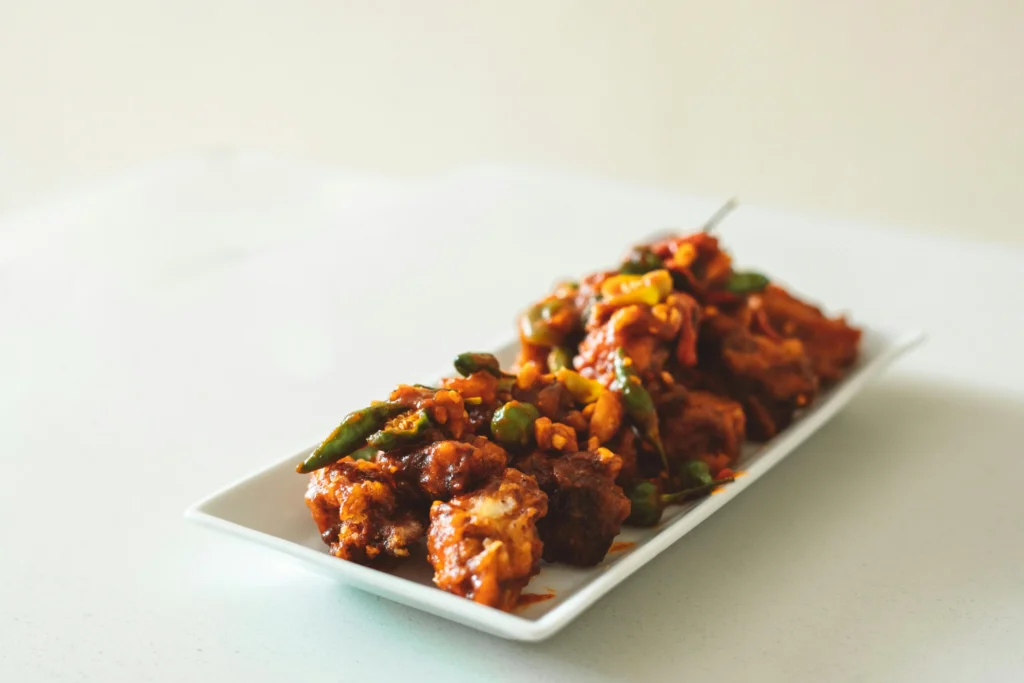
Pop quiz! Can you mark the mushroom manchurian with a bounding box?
[427,468,548,610]
[305,459,425,563]
[297,208,861,612]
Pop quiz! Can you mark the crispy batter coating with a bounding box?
[388,384,471,439]
[660,390,746,476]
[604,426,640,486]
[305,459,425,563]
[464,402,496,435]
[533,417,579,453]
[576,293,701,387]
[510,368,624,452]
[427,469,548,610]
[378,435,509,502]
[512,450,556,490]
[442,371,502,407]
[758,284,862,385]
[519,450,631,566]
[511,374,574,419]
[650,232,734,302]
[689,308,818,440]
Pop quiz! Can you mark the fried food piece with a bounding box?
[464,402,496,435]
[305,459,425,563]
[519,450,631,567]
[533,417,579,453]
[758,284,861,385]
[690,308,818,440]
[378,436,509,502]
[512,450,556,490]
[660,390,746,476]
[605,426,641,486]
[649,232,734,302]
[443,371,502,407]
[576,293,701,387]
[511,373,574,419]
[427,469,548,610]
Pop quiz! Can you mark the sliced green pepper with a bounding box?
[612,347,668,470]
[662,476,734,506]
[724,270,769,294]
[348,444,379,461]
[296,401,406,473]
[490,401,541,447]
[626,475,736,526]
[625,481,663,526]
[366,409,432,451]
[547,346,572,373]
[682,460,713,488]
[453,352,503,378]
[620,246,664,275]
[519,299,572,346]
[555,368,605,405]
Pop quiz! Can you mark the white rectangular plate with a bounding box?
[186,325,923,641]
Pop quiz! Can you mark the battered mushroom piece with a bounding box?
[512,450,556,490]
[533,417,579,453]
[758,284,861,385]
[464,402,496,435]
[531,380,575,419]
[305,459,425,563]
[660,390,746,476]
[575,293,702,388]
[442,371,503,407]
[505,367,575,421]
[650,232,734,302]
[523,450,632,567]
[691,309,818,440]
[427,468,548,610]
[605,426,641,487]
[378,436,509,502]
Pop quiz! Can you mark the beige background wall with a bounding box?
[1,1,1021,241]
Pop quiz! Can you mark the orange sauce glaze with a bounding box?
[608,541,636,553]
[515,592,556,609]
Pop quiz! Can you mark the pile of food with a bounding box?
[298,207,862,612]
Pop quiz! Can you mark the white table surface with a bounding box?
[2,157,1022,682]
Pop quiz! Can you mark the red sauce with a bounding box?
[608,541,635,553]
[515,592,556,609]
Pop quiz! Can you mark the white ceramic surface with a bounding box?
[187,327,923,641]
